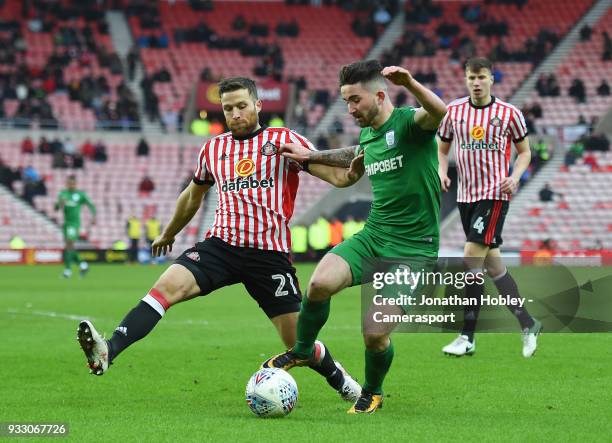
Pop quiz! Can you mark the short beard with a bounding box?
[358,105,379,127]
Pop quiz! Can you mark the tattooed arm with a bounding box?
[279,143,359,168]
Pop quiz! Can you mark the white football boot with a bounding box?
[522,319,542,358]
[442,334,476,356]
[334,361,362,402]
[77,320,109,375]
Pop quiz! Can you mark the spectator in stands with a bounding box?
[568,78,586,103]
[153,66,172,83]
[564,140,584,166]
[126,215,141,264]
[539,183,561,202]
[579,24,592,42]
[583,152,599,170]
[531,138,550,171]
[93,140,108,163]
[136,138,150,157]
[21,165,46,205]
[589,239,604,251]
[127,46,138,81]
[80,139,95,159]
[584,133,610,152]
[63,137,76,156]
[138,175,155,194]
[21,137,35,154]
[373,5,392,25]
[597,79,610,97]
[232,14,247,31]
[0,158,19,191]
[602,31,612,61]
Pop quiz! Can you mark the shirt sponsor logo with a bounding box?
[470,126,485,141]
[221,176,275,192]
[460,141,502,151]
[365,155,404,176]
[235,158,255,177]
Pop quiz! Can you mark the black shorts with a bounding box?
[174,236,301,318]
[458,200,509,248]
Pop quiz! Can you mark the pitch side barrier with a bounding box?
[0,249,130,264]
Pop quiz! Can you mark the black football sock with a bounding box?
[107,297,165,362]
[308,343,344,391]
[493,269,535,330]
[461,269,484,342]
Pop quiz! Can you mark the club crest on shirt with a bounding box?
[261,141,278,156]
[186,251,200,262]
[385,130,396,148]
[489,116,502,127]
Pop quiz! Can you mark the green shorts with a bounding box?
[330,228,438,286]
[63,224,80,241]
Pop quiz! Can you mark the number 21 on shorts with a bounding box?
[272,273,298,297]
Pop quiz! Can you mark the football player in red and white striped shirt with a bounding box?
[77,77,362,402]
[437,57,542,358]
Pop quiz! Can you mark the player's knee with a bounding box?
[307,276,333,301]
[363,333,389,351]
[153,279,191,305]
[486,263,505,279]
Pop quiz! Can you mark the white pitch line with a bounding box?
[4,308,359,330]
[4,308,210,326]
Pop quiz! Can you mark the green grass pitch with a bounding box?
[1,264,610,441]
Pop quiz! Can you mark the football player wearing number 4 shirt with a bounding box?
[437,57,542,358]
[76,77,362,403]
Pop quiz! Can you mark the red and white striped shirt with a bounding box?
[194,126,314,253]
[438,96,528,203]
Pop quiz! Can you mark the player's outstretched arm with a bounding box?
[152,181,211,257]
[280,143,358,168]
[382,66,447,130]
[501,138,531,195]
[309,153,365,188]
[437,138,452,192]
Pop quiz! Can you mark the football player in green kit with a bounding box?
[55,175,96,278]
[262,60,447,413]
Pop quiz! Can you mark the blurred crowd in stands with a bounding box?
[289,215,366,261]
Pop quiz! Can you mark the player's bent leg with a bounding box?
[262,253,352,370]
[307,252,353,302]
[77,264,201,376]
[270,312,298,349]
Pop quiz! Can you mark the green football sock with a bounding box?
[69,250,79,267]
[292,296,330,359]
[363,341,395,395]
[63,250,71,269]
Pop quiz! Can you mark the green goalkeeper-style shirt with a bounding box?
[55,189,96,226]
[357,107,440,250]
